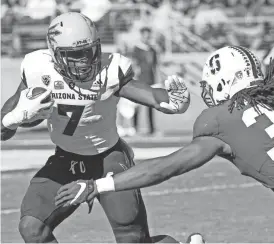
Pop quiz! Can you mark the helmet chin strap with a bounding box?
[224,93,230,100]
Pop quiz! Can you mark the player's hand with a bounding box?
[55,179,99,213]
[2,88,54,129]
[159,75,190,114]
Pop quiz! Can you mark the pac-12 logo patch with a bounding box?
[42,75,51,86]
[235,71,243,79]
[54,81,64,90]
[69,82,75,89]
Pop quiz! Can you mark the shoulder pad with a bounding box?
[20,49,52,87]
[193,107,219,139]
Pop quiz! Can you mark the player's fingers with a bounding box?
[21,89,29,97]
[38,89,52,101]
[48,106,54,114]
[159,102,176,114]
[41,100,54,109]
[169,76,179,90]
[87,199,95,214]
[171,75,180,83]
[55,190,71,202]
[55,195,73,207]
[86,191,97,203]
[41,106,54,117]
[55,189,73,204]
[57,182,74,195]
[173,75,186,90]
[37,113,50,120]
[165,76,177,91]
[164,78,172,91]
[41,114,51,120]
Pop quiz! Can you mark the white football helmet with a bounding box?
[200,46,264,107]
[47,12,101,82]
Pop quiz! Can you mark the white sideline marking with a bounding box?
[0,148,181,172]
[0,182,260,215]
[1,208,20,215]
[1,147,227,172]
[142,182,261,197]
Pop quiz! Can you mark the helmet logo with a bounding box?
[47,23,62,49]
[69,82,75,89]
[235,71,243,80]
[72,38,93,47]
[209,54,221,75]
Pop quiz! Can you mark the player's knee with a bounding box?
[113,191,147,226]
[19,216,53,243]
[112,202,149,242]
[113,225,149,243]
[112,207,139,226]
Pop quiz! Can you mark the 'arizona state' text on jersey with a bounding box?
[193,102,274,188]
[21,49,134,155]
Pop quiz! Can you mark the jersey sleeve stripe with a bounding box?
[21,69,28,87]
[118,65,134,88]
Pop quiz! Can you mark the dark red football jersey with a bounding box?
[193,101,274,188]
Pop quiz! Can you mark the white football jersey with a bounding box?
[21,49,134,155]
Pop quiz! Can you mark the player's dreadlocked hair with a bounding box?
[229,58,274,114]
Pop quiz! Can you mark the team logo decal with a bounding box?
[209,54,221,75]
[54,80,64,90]
[69,82,75,89]
[47,23,62,50]
[235,71,243,80]
[72,38,93,47]
[42,75,51,86]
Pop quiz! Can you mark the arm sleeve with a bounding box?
[1,57,28,141]
[117,54,135,89]
[193,108,219,139]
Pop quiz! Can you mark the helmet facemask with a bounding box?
[200,80,217,107]
[54,39,101,82]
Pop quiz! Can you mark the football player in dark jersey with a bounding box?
[56,46,274,226]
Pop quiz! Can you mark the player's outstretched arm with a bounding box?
[117,75,190,114]
[54,136,231,208]
[108,136,230,192]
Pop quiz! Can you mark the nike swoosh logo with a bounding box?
[70,182,87,205]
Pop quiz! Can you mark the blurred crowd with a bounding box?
[2,0,274,53]
[2,0,274,136]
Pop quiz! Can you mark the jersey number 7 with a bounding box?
[242,106,274,160]
[58,105,85,136]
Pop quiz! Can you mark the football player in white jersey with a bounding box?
[1,12,190,243]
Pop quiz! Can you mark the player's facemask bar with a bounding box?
[200,80,217,107]
[54,39,101,82]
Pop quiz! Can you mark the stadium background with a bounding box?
[2,0,274,242]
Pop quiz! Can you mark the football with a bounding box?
[26,87,52,103]
[20,87,52,128]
